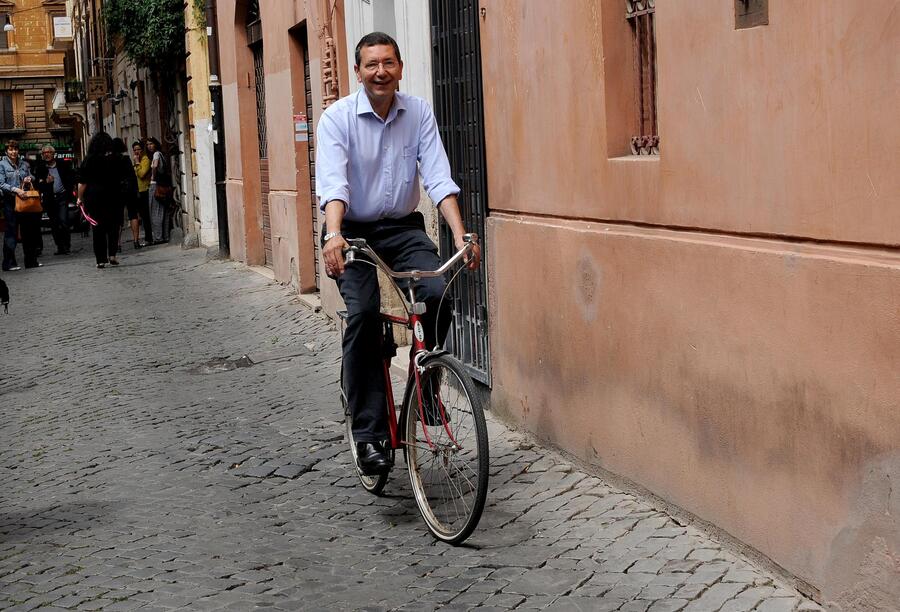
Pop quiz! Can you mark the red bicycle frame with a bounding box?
[343,234,478,454]
[379,309,457,453]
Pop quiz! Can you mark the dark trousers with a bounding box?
[2,196,16,270]
[92,221,118,264]
[46,192,70,253]
[18,212,41,267]
[2,197,40,268]
[137,191,152,243]
[332,212,452,442]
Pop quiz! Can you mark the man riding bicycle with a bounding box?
[317,32,481,476]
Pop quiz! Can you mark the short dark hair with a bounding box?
[112,137,127,154]
[354,32,401,67]
[5,140,18,150]
[132,140,144,150]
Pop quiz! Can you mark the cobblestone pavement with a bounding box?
[0,236,822,611]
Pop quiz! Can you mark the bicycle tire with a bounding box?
[342,371,389,495]
[402,354,489,544]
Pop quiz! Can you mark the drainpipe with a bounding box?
[206,0,230,257]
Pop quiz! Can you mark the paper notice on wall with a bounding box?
[293,113,309,141]
[53,16,73,39]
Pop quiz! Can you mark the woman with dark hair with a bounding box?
[146,137,171,244]
[111,137,139,250]
[77,132,121,268]
[132,140,152,247]
[0,139,39,270]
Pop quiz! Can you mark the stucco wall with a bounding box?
[482,0,899,247]
[480,0,899,605]
[216,0,339,290]
[185,5,218,246]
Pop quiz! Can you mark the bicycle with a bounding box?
[337,233,489,544]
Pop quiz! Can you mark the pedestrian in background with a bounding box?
[0,140,40,271]
[146,137,171,244]
[132,140,151,247]
[33,144,75,256]
[77,132,120,269]
[112,138,139,251]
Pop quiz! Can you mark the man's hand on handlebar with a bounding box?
[323,234,349,278]
[456,234,481,270]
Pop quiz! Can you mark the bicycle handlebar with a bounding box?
[344,233,479,281]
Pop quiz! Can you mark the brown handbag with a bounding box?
[14,179,42,213]
[154,184,173,201]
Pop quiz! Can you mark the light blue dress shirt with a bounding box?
[315,90,460,223]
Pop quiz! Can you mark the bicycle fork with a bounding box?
[406,292,461,453]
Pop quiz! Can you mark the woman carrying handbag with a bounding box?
[146,137,172,244]
[0,139,41,271]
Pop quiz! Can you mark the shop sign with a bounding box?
[87,76,107,98]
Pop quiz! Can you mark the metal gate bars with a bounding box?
[430,0,491,385]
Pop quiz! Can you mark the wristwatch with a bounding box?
[323,231,342,242]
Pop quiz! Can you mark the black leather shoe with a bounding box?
[356,442,391,475]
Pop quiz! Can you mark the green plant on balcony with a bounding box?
[103,0,186,73]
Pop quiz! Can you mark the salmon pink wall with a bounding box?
[217,0,350,299]
[480,0,900,606]
[482,0,899,246]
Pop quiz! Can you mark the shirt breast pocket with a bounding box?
[401,145,418,183]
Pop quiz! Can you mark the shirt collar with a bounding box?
[356,90,406,123]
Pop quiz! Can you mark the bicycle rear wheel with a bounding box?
[342,373,389,495]
[403,354,488,544]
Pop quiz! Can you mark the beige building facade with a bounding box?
[0,0,78,159]
[480,1,898,607]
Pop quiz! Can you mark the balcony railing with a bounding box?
[65,81,85,103]
[0,113,26,132]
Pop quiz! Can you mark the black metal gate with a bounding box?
[430,0,491,385]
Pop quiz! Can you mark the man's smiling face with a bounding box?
[355,44,403,105]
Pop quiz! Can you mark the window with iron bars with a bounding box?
[626,0,659,155]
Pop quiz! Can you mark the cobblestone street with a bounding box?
[0,237,821,611]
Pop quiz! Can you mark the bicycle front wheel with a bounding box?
[403,355,489,544]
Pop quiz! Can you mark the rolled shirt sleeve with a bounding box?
[315,108,351,213]
[416,104,460,206]
[314,91,459,222]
